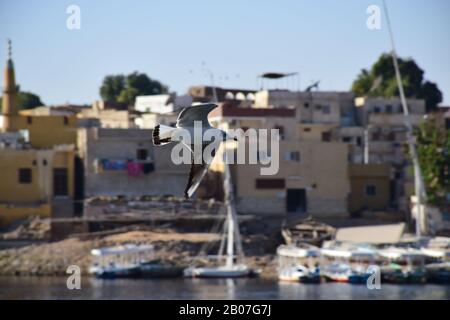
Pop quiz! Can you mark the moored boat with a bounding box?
[378,247,426,284]
[89,244,154,279]
[321,245,376,284]
[277,244,321,283]
[184,164,258,279]
[425,262,450,284]
[140,260,185,278]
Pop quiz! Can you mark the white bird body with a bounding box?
[152,103,234,198]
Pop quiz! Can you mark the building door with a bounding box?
[74,156,84,216]
[286,189,307,213]
[53,168,68,196]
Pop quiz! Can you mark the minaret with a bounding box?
[2,39,18,132]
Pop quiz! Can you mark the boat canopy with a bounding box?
[378,247,425,260]
[91,244,154,256]
[277,245,320,258]
[321,247,376,259]
[420,248,450,259]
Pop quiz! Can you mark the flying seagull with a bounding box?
[152,103,237,198]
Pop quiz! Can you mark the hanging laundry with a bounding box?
[101,159,127,170]
[127,161,143,176]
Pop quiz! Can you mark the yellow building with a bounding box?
[348,163,391,215]
[0,146,75,226]
[5,110,77,148]
[1,41,77,148]
[0,40,76,227]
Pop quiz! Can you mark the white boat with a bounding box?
[378,247,427,283]
[89,244,154,278]
[321,245,376,283]
[184,264,251,278]
[184,163,257,278]
[420,247,450,261]
[277,244,321,283]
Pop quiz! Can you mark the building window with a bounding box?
[255,179,285,189]
[304,102,309,108]
[322,131,331,142]
[285,151,300,162]
[372,132,381,141]
[322,105,331,114]
[343,136,352,143]
[19,168,32,184]
[366,185,377,196]
[373,106,381,113]
[356,137,362,146]
[315,104,322,110]
[53,168,68,196]
[136,148,148,160]
[386,105,393,113]
[387,132,396,141]
[27,116,33,125]
[303,127,311,132]
[63,116,69,125]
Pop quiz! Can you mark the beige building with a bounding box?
[354,96,427,212]
[77,127,188,197]
[78,107,136,129]
[254,90,356,126]
[208,103,350,218]
[228,140,350,218]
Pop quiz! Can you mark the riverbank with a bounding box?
[0,227,278,278]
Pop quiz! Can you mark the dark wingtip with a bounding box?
[152,124,160,145]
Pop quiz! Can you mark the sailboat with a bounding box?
[184,162,258,278]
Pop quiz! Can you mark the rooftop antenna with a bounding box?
[382,0,427,237]
[201,61,218,103]
[305,80,320,92]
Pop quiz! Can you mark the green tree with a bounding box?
[99,75,125,102]
[0,89,44,111]
[415,117,450,205]
[352,53,442,112]
[17,91,44,109]
[99,72,168,105]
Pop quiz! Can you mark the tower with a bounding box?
[2,39,18,132]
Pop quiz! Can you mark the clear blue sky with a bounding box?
[0,0,449,105]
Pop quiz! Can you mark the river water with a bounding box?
[1,277,449,300]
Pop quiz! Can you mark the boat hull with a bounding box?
[184,265,254,278]
[140,264,184,278]
[92,266,141,279]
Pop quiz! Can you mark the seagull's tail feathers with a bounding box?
[153,124,176,146]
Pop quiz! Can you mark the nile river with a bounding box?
[1,277,450,299]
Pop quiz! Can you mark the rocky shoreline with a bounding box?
[0,227,278,278]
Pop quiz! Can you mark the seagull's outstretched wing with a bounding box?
[176,103,218,128]
[184,147,217,198]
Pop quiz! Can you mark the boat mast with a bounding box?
[382,0,427,237]
[226,195,234,267]
[223,161,244,267]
